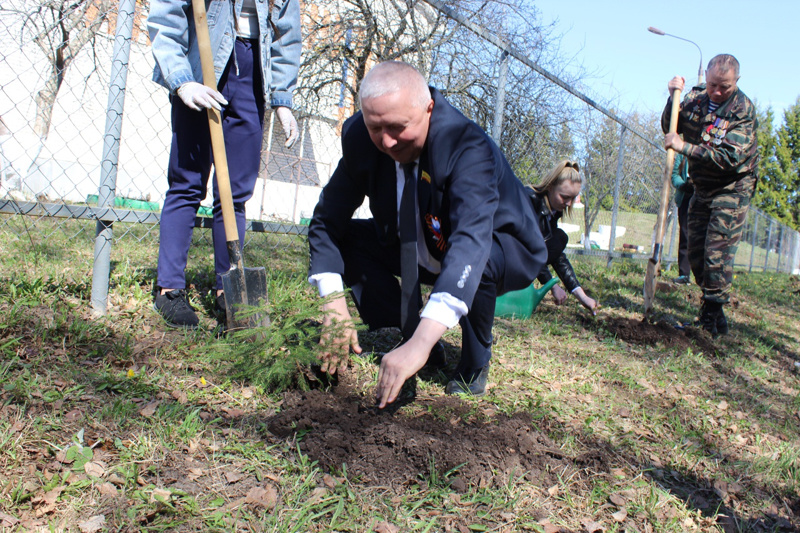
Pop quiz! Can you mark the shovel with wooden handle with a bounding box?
[191,0,270,332]
[643,88,681,316]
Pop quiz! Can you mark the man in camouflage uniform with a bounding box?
[662,54,758,336]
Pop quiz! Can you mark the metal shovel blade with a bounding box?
[643,257,658,315]
[221,266,270,331]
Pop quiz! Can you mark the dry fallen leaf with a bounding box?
[225,471,246,484]
[42,486,64,506]
[187,468,205,481]
[64,409,83,421]
[150,488,172,503]
[307,487,328,505]
[84,461,105,478]
[98,483,117,496]
[139,401,160,417]
[374,522,400,533]
[322,474,338,489]
[171,389,188,404]
[78,515,106,533]
[608,493,626,507]
[582,519,604,532]
[0,511,19,528]
[245,485,278,509]
[612,509,627,522]
[547,485,559,496]
[537,519,560,533]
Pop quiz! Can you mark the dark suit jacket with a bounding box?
[308,88,546,309]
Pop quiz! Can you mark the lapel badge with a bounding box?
[425,214,446,251]
[420,170,431,184]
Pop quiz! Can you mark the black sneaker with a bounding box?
[153,289,199,329]
[673,275,691,285]
[445,364,490,396]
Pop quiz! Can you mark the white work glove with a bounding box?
[176,81,228,111]
[275,106,299,148]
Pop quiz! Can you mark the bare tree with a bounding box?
[298,0,575,128]
[2,0,117,140]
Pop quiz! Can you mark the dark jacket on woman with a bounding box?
[528,188,581,292]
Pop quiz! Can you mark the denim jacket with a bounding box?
[147,0,301,108]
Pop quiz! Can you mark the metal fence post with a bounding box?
[749,210,758,273]
[607,126,626,268]
[491,50,509,143]
[764,218,774,272]
[667,202,678,265]
[90,0,136,316]
[776,225,784,273]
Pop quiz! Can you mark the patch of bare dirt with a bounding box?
[586,316,719,356]
[267,373,611,494]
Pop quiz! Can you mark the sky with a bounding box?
[532,0,800,123]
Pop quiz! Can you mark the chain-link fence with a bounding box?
[1,0,798,313]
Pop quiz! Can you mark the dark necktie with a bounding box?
[399,162,420,339]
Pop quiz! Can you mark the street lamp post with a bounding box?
[648,26,704,84]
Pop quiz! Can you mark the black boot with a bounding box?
[699,301,727,336]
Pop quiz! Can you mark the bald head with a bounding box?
[359,61,432,109]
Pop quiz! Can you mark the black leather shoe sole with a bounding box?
[445,364,489,396]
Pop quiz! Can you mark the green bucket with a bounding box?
[495,278,559,318]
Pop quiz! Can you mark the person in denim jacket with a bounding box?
[147,0,301,328]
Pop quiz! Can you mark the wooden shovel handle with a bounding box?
[190,0,240,256]
[652,88,682,257]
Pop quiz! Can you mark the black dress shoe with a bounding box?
[423,341,447,370]
[445,364,490,396]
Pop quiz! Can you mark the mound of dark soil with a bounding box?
[267,374,611,493]
[589,316,719,356]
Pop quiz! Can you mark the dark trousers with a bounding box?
[157,38,265,291]
[677,192,692,277]
[340,220,519,381]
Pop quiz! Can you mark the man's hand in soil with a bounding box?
[376,318,447,409]
[319,295,361,374]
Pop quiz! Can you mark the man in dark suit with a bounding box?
[308,61,546,409]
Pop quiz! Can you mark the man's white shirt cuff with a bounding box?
[421,292,467,329]
[308,273,344,298]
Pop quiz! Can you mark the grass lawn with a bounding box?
[1,218,799,532]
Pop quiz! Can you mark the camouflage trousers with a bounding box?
[687,189,751,304]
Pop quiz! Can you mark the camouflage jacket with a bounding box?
[661,83,758,195]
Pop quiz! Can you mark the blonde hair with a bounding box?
[533,160,582,217]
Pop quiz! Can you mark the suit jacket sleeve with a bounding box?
[308,117,369,277]
[427,124,500,309]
